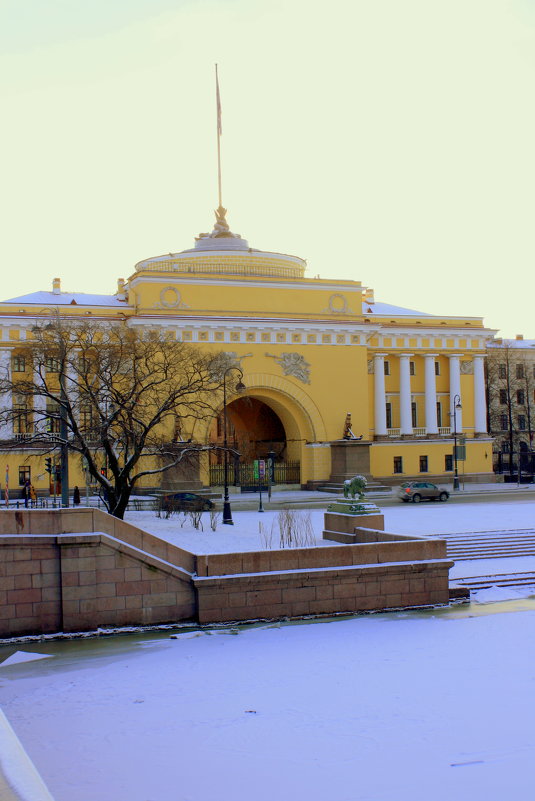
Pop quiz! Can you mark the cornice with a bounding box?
[128,274,363,293]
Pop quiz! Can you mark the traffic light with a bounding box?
[45,458,52,475]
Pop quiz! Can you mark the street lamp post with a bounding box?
[59,368,69,507]
[452,394,462,491]
[222,366,245,525]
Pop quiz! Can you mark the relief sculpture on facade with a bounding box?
[266,352,311,384]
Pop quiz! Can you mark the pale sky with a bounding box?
[1,0,534,337]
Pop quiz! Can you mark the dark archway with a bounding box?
[210,397,287,463]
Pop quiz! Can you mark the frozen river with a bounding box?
[1,602,535,801]
[1,498,535,800]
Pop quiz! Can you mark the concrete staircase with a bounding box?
[444,528,535,561]
[454,571,535,591]
[443,527,535,592]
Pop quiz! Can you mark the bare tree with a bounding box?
[486,342,535,476]
[0,316,234,518]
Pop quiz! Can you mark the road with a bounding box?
[377,487,535,507]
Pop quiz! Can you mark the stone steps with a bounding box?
[436,529,535,562]
[453,572,535,591]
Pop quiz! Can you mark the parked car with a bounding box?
[160,492,214,512]
[398,482,449,503]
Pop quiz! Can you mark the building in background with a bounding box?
[0,208,496,498]
[486,335,535,479]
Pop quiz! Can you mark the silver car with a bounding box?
[398,481,449,503]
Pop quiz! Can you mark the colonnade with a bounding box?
[373,353,487,437]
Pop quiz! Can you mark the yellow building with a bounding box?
[0,207,495,497]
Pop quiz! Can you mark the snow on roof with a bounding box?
[2,291,126,307]
[488,338,535,348]
[363,301,431,317]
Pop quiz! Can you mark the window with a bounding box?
[393,456,403,474]
[78,357,91,373]
[18,467,31,486]
[419,455,428,472]
[499,389,508,405]
[499,364,506,379]
[500,414,508,431]
[411,402,417,427]
[518,415,526,431]
[46,402,60,434]
[436,401,442,427]
[410,361,415,376]
[434,361,440,376]
[13,394,29,434]
[503,442,510,453]
[80,405,93,432]
[516,363,524,379]
[385,402,392,429]
[384,361,390,376]
[12,356,26,372]
[445,454,453,471]
[517,390,525,405]
[45,357,60,373]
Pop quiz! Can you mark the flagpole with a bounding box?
[215,63,223,208]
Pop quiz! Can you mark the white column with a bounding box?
[33,390,48,435]
[473,355,487,434]
[373,353,388,436]
[449,354,463,432]
[0,349,13,439]
[399,353,413,435]
[424,354,439,434]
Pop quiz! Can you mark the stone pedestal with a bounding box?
[324,498,384,543]
[329,440,371,483]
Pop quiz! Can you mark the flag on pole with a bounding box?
[216,64,222,136]
[4,465,8,507]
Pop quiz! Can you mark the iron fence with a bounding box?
[209,460,300,487]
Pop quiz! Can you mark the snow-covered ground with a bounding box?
[1,498,535,801]
[123,497,535,555]
[1,605,535,801]
[122,500,535,603]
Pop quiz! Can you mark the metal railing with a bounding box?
[209,460,300,487]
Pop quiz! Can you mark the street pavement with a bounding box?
[224,481,535,510]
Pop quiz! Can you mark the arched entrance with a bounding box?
[209,397,299,486]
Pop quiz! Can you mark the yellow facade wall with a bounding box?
[370,440,492,480]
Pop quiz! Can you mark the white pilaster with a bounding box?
[448,355,463,432]
[473,355,487,434]
[399,353,413,435]
[424,354,439,434]
[0,349,13,439]
[373,353,388,436]
[33,391,48,435]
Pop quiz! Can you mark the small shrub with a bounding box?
[259,519,275,549]
[277,510,316,548]
[188,509,204,531]
[209,510,221,531]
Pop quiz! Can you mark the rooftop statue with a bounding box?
[196,206,242,241]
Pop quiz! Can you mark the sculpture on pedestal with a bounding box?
[343,474,367,500]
